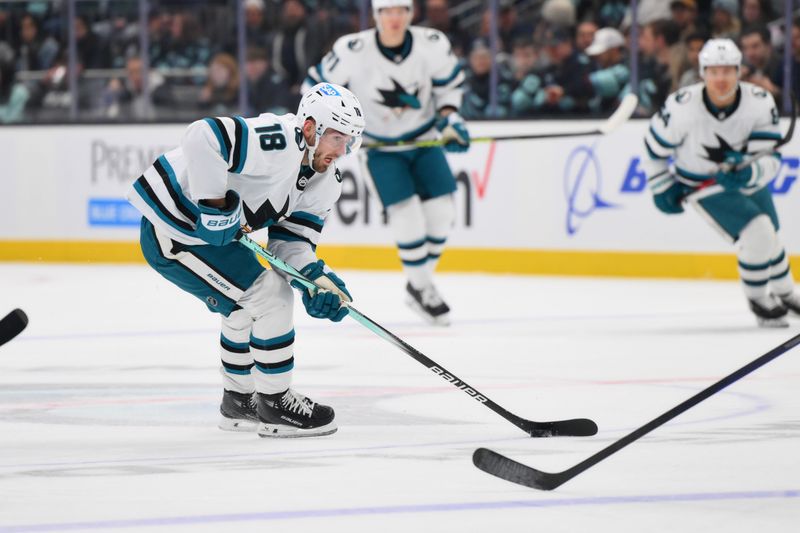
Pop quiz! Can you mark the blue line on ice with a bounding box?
[2,490,798,531]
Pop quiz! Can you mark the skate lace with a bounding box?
[420,285,444,308]
[280,389,314,417]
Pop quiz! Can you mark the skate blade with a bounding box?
[405,297,451,327]
[257,422,338,438]
[218,416,258,432]
[756,317,790,328]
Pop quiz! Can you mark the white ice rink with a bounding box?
[0,263,798,533]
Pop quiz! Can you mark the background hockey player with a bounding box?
[303,0,469,326]
[127,83,365,437]
[644,38,800,328]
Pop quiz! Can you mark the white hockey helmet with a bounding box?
[699,38,742,78]
[372,0,413,31]
[297,83,365,166]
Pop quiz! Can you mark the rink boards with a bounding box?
[2,118,799,278]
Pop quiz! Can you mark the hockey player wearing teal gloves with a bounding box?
[127,83,365,436]
[644,39,800,327]
[304,0,469,326]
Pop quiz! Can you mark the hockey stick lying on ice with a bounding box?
[363,94,638,149]
[473,332,800,490]
[0,308,28,348]
[239,233,597,438]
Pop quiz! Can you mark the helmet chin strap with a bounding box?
[303,123,323,172]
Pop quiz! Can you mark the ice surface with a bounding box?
[0,264,798,532]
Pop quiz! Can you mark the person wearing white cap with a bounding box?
[643,38,800,328]
[582,27,630,114]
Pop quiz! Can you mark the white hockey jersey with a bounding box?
[126,113,342,271]
[644,82,782,193]
[304,26,464,146]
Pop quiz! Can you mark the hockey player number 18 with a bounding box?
[255,124,287,152]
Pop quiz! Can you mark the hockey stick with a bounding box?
[363,94,638,149]
[0,308,28,348]
[473,332,800,490]
[238,233,597,438]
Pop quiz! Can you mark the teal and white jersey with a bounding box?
[644,81,782,193]
[304,26,463,147]
[126,112,341,271]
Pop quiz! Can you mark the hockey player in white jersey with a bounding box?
[127,83,365,436]
[303,0,469,326]
[644,39,800,327]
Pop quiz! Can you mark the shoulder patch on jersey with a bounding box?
[335,167,343,183]
[675,89,692,104]
[347,38,363,52]
[294,127,306,151]
[425,29,441,41]
[752,86,769,98]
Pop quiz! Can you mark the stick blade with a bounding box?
[0,308,28,347]
[522,417,598,438]
[473,448,566,491]
[598,93,638,134]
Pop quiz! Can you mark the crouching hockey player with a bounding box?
[127,83,365,436]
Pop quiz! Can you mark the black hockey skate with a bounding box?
[748,297,789,328]
[218,390,258,432]
[256,389,337,438]
[405,282,451,326]
[778,292,800,315]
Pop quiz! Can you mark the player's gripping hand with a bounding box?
[652,180,687,214]
[714,151,753,190]
[196,190,242,246]
[436,112,470,153]
[291,260,351,322]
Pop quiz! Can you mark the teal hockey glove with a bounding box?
[291,260,351,322]
[652,181,687,214]
[196,190,241,246]
[714,151,753,190]
[435,112,470,153]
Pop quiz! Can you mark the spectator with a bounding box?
[16,14,59,72]
[479,3,532,53]
[510,38,538,83]
[270,0,323,92]
[711,0,741,40]
[740,24,781,98]
[638,19,682,97]
[423,0,470,58]
[597,1,628,29]
[75,16,111,70]
[575,20,598,54]
[583,27,630,114]
[101,56,172,121]
[774,19,800,100]
[512,27,592,116]
[678,32,707,88]
[461,38,513,119]
[636,0,671,26]
[0,42,29,123]
[741,0,777,28]
[244,46,292,115]
[240,0,272,53]
[669,0,701,40]
[198,52,240,115]
[150,11,212,75]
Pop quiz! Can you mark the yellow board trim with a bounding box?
[0,240,789,280]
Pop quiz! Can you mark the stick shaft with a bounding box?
[562,333,800,481]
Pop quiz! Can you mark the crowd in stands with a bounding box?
[0,0,796,124]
